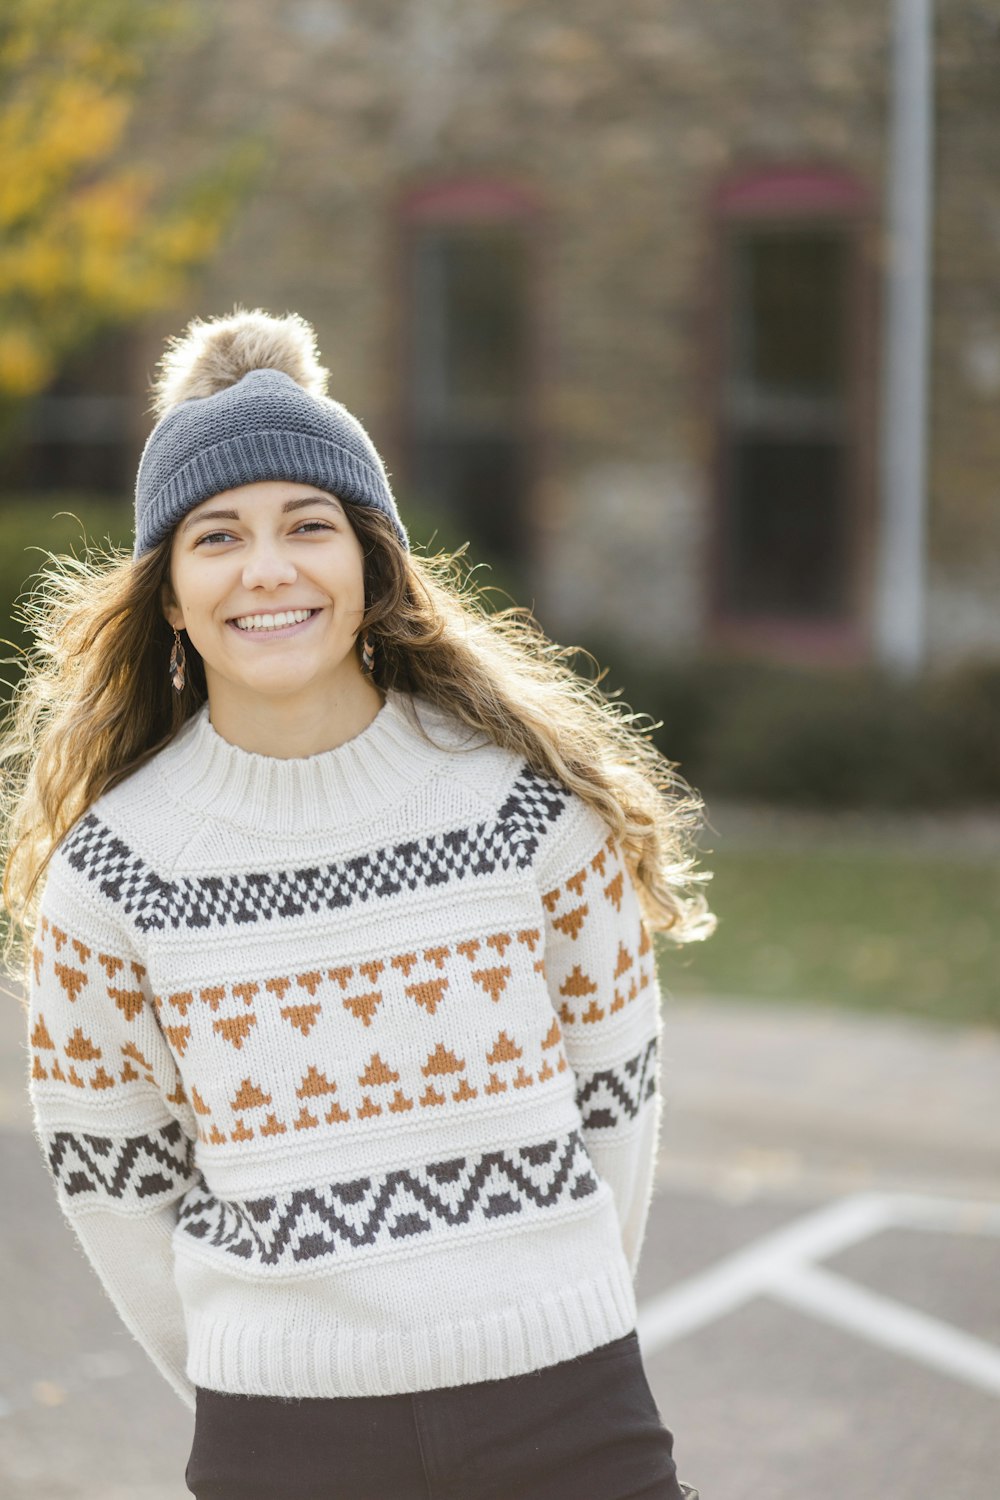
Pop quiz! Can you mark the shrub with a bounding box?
[574,640,1000,810]
[0,493,133,696]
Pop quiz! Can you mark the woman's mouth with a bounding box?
[228,608,321,639]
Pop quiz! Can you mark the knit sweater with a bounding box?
[26,689,665,1412]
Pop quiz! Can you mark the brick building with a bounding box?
[16,0,1000,673]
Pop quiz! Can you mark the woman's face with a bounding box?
[163,479,370,714]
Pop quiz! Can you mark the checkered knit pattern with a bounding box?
[26,691,666,1411]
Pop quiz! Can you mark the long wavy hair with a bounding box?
[1,503,716,993]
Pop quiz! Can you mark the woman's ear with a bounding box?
[161,580,183,632]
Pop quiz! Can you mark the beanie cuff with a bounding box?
[134,429,407,557]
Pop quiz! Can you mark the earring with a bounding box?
[169,627,187,693]
[360,631,375,676]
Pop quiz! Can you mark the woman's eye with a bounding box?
[192,521,334,546]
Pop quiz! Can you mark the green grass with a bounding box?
[659,848,1000,1028]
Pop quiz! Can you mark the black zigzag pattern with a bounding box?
[60,766,567,933]
[176,1129,599,1267]
[44,1118,195,1204]
[575,1036,659,1130]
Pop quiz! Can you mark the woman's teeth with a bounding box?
[232,609,316,632]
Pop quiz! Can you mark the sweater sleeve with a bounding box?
[25,873,199,1413]
[536,796,664,1279]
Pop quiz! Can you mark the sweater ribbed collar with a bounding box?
[154,689,468,835]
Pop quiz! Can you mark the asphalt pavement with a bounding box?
[2,984,998,1500]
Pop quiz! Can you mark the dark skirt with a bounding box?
[185,1328,699,1500]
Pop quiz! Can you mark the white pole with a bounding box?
[875,0,934,675]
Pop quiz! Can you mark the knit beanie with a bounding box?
[133,308,408,556]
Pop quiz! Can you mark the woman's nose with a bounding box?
[241,541,297,590]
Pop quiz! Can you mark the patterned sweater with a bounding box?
[26,689,665,1411]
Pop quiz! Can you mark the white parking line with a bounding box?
[774,1263,1000,1397]
[638,1192,890,1346]
[882,1191,1000,1237]
[637,1190,1000,1397]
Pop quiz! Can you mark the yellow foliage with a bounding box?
[0,328,52,396]
[0,83,130,225]
[157,212,226,268]
[0,0,256,400]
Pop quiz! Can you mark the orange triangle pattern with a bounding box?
[213,1015,257,1050]
[163,1024,191,1056]
[613,942,634,979]
[471,966,511,1002]
[343,991,382,1027]
[31,1015,55,1051]
[55,964,87,1003]
[232,1077,272,1110]
[358,1051,400,1087]
[560,965,596,998]
[32,906,660,1146]
[108,987,144,1023]
[65,1027,101,1062]
[406,978,448,1016]
[486,1030,522,1065]
[422,1043,465,1077]
[281,1003,322,1036]
[553,905,588,941]
[298,1065,338,1098]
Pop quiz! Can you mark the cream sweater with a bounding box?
[27,690,665,1411]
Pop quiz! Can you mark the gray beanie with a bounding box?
[134,329,408,557]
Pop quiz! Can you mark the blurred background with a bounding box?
[1,2,998,1497]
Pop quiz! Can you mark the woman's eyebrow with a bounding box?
[281,496,343,516]
[181,508,239,533]
[181,496,343,533]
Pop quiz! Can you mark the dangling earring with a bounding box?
[360,631,375,676]
[169,627,187,693]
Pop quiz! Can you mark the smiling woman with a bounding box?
[0,308,708,1500]
[164,479,378,757]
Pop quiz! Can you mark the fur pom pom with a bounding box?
[151,306,330,417]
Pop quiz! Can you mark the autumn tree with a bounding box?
[0,0,261,405]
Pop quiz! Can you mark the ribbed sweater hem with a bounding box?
[185,1261,638,1399]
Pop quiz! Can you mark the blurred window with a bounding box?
[9,329,140,495]
[710,171,872,658]
[723,227,850,617]
[399,185,537,569]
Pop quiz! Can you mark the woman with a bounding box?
[2,308,713,1499]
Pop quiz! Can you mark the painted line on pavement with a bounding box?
[638,1190,1000,1397]
[773,1263,1000,1397]
[637,1191,891,1347]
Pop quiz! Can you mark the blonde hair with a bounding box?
[1,312,716,995]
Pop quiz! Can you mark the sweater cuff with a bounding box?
[59,1200,196,1412]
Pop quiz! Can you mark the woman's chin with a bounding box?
[208,658,356,706]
